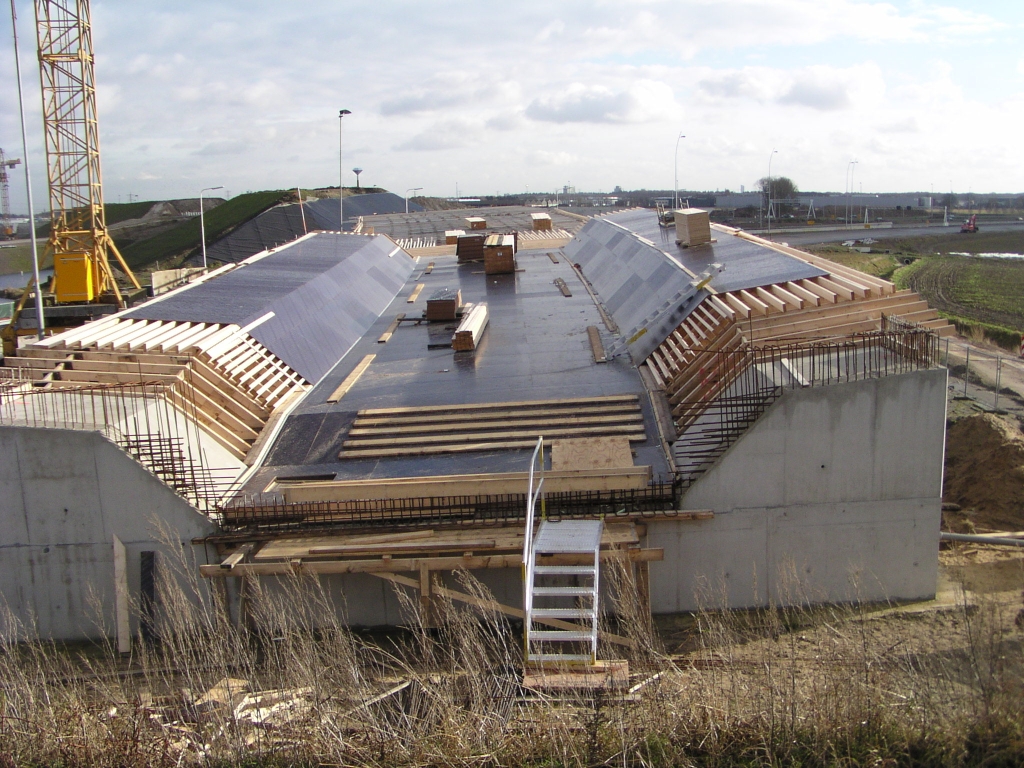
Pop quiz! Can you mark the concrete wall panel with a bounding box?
[648,368,948,613]
[0,426,218,642]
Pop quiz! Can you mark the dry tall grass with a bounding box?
[1,546,1021,767]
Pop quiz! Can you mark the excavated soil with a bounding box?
[944,412,1024,531]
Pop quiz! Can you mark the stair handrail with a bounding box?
[523,436,544,652]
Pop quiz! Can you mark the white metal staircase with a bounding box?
[523,438,603,666]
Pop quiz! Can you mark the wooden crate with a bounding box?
[456,234,486,263]
[531,212,553,231]
[675,208,712,247]
[483,234,516,274]
[426,287,462,321]
[465,216,487,230]
[444,229,465,245]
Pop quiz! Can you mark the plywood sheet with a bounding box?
[551,437,634,472]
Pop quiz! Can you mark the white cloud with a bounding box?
[526,80,677,124]
[1,0,1019,205]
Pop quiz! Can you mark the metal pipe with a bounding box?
[941,532,1024,548]
[964,346,970,397]
[9,0,45,339]
[995,356,1001,411]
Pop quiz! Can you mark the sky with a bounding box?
[1,0,1023,208]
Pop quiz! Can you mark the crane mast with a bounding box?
[0,149,21,237]
[35,0,139,304]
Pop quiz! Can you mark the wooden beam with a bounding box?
[220,542,255,570]
[342,423,646,448]
[724,292,751,319]
[326,354,375,403]
[406,283,425,303]
[770,284,804,310]
[738,289,770,316]
[347,413,642,437]
[377,313,405,344]
[813,276,855,301]
[354,403,640,426]
[587,325,606,363]
[360,394,639,417]
[784,281,821,307]
[282,466,652,502]
[370,572,637,649]
[755,286,787,313]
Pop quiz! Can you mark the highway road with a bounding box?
[760,220,1024,247]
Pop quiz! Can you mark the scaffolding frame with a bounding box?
[35,0,139,304]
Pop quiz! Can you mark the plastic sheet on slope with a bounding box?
[306,193,424,231]
[125,234,416,383]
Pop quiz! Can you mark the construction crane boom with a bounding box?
[35,0,139,304]
[0,148,21,237]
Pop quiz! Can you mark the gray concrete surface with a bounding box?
[647,368,948,612]
[0,426,217,642]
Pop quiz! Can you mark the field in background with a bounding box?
[810,229,1024,348]
[120,190,287,270]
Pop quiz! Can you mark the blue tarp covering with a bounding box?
[126,233,415,383]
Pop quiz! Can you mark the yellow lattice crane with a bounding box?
[36,0,140,305]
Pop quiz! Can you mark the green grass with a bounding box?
[119,190,287,269]
[898,255,1024,331]
[0,241,46,275]
[805,245,902,279]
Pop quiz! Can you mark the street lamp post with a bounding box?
[199,186,223,269]
[766,149,777,241]
[9,0,44,338]
[845,160,858,226]
[673,131,686,210]
[338,109,351,231]
[405,187,422,214]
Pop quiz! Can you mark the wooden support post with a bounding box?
[419,564,433,628]
[112,535,131,654]
[636,560,651,618]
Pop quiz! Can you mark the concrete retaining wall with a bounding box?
[648,368,948,612]
[0,426,217,641]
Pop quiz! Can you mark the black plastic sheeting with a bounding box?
[305,193,424,231]
[203,204,313,264]
[564,210,828,362]
[125,234,415,383]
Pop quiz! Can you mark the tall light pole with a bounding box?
[199,186,223,269]
[845,160,858,226]
[766,148,777,241]
[9,0,44,338]
[405,187,422,214]
[338,109,351,231]
[673,131,686,210]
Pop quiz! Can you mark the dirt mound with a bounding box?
[944,413,1024,531]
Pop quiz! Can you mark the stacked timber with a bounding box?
[426,287,462,321]
[531,212,553,231]
[465,216,487,230]
[452,303,488,351]
[338,393,646,458]
[675,208,712,247]
[444,229,466,245]
[483,234,516,274]
[456,234,486,263]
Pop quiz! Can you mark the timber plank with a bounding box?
[359,394,639,416]
[342,423,647,448]
[327,354,375,403]
[340,434,647,459]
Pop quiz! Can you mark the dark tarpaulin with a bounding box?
[125,233,415,383]
[306,193,424,231]
[203,204,311,264]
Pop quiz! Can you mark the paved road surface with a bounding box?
[764,221,1024,247]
